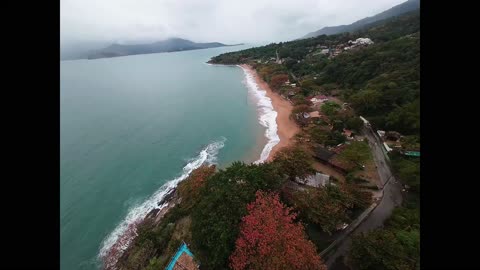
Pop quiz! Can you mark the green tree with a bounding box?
[349,205,420,270]
[390,153,420,192]
[350,229,419,270]
[309,127,330,146]
[284,182,371,235]
[326,131,347,146]
[345,117,364,132]
[321,101,341,116]
[272,146,314,181]
[385,99,420,135]
[338,141,371,166]
[309,127,347,147]
[386,207,420,231]
[349,89,382,114]
[190,162,284,269]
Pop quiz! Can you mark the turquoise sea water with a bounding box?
[60,45,265,270]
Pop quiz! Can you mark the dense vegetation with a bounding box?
[113,9,420,270]
[347,141,420,270]
[207,10,420,270]
[115,166,217,270]
[302,0,419,38]
[209,11,420,136]
[349,206,420,270]
[283,182,372,234]
[114,141,376,270]
[190,162,284,269]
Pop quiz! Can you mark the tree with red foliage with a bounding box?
[269,74,289,90]
[229,191,326,270]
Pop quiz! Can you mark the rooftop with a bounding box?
[309,111,320,118]
[343,129,353,137]
[166,242,199,270]
[295,172,330,188]
[314,147,336,162]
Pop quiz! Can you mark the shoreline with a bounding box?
[99,139,226,269]
[239,64,300,162]
[102,63,299,269]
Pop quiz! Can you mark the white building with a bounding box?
[295,172,330,188]
[383,142,393,152]
[310,95,329,104]
[359,116,370,125]
[349,37,374,46]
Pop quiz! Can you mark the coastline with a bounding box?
[102,63,299,269]
[239,64,299,162]
[99,139,226,269]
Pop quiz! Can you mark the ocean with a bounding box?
[60,45,279,270]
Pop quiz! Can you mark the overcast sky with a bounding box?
[61,0,405,47]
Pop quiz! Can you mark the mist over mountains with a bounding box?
[301,0,419,39]
[61,38,237,60]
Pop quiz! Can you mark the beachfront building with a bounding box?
[165,242,199,270]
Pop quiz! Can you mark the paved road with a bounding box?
[325,125,404,268]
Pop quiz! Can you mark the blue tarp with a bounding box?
[165,242,194,270]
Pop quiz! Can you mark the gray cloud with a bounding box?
[61,0,405,47]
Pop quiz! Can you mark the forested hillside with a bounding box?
[110,10,421,270]
[210,11,420,136]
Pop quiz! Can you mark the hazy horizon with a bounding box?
[61,0,406,54]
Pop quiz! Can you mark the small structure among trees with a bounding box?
[295,172,330,188]
[313,147,336,164]
[165,242,199,270]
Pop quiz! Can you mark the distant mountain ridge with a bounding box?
[301,0,420,39]
[86,38,238,59]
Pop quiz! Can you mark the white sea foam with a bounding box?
[98,137,226,266]
[239,65,280,164]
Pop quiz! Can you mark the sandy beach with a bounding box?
[240,64,300,162]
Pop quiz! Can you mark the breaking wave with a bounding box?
[239,65,280,164]
[98,137,226,268]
